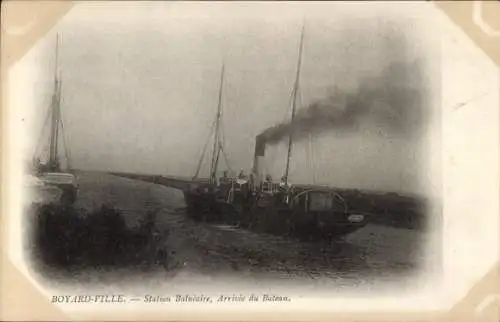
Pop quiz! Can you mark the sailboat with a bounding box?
[32,34,78,206]
[182,26,370,241]
[183,64,239,220]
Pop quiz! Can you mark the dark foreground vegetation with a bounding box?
[28,204,170,272]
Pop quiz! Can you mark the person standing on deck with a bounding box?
[279,176,291,204]
[279,176,290,190]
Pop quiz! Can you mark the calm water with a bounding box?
[29,171,438,296]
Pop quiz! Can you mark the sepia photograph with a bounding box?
[12,1,447,306]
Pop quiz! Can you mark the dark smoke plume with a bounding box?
[256,61,425,151]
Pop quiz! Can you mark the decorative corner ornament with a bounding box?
[473,1,500,37]
[474,293,500,318]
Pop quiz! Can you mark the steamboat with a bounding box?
[182,27,370,241]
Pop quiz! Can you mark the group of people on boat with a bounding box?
[220,169,290,190]
[213,168,292,208]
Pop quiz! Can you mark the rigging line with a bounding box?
[59,114,72,170]
[296,87,315,184]
[210,118,221,180]
[50,34,61,163]
[193,119,217,180]
[282,55,303,125]
[58,74,71,170]
[284,23,305,185]
[209,64,225,182]
[215,126,223,172]
[219,107,227,150]
[219,141,233,173]
[217,100,225,148]
[33,105,53,160]
[219,128,228,169]
[194,121,216,180]
[296,87,309,179]
[278,84,296,171]
[217,104,235,175]
[218,108,233,172]
[213,142,222,178]
[282,83,296,124]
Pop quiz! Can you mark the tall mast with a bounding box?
[283,24,305,185]
[209,64,225,184]
[48,33,61,171]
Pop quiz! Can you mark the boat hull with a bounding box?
[183,190,368,241]
[38,172,79,206]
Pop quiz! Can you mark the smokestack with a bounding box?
[254,134,267,157]
[252,134,267,187]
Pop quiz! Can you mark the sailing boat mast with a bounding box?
[48,33,62,172]
[209,64,225,184]
[283,24,305,186]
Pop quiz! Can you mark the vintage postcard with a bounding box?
[1,1,499,321]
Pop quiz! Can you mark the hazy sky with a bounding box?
[18,2,441,196]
